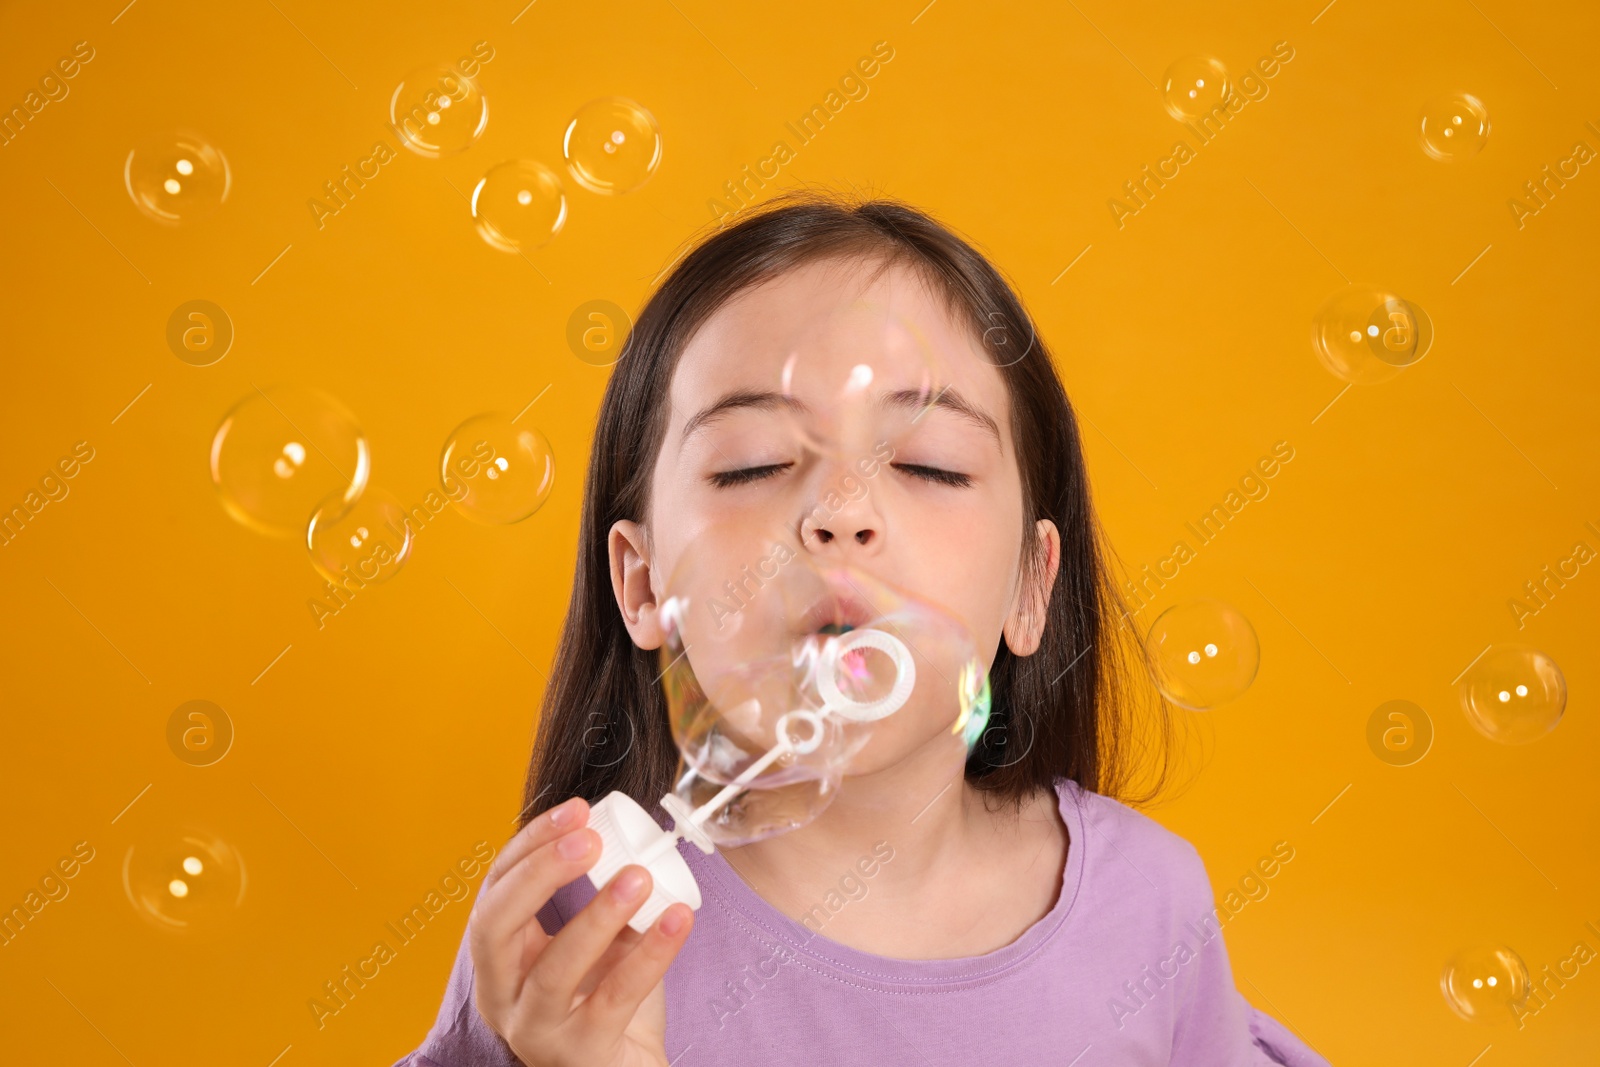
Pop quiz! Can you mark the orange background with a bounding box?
[2,0,1596,1063]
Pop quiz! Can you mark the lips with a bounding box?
[796,586,876,636]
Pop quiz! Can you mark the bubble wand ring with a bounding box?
[584,628,916,932]
[815,628,917,722]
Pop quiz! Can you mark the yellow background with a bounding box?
[2,0,1596,1063]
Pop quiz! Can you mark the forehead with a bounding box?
[672,255,1006,414]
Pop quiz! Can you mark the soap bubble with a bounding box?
[563,97,662,194]
[1459,645,1565,744]
[122,829,246,933]
[307,487,413,585]
[775,295,945,468]
[471,160,567,252]
[1162,56,1231,122]
[125,131,231,224]
[1311,285,1435,384]
[440,413,555,524]
[390,65,487,158]
[211,386,369,539]
[1147,599,1260,710]
[1420,93,1490,162]
[658,531,990,847]
[1441,945,1530,1023]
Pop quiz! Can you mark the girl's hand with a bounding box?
[468,797,696,1067]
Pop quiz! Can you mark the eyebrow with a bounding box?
[681,390,808,442]
[888,386,1002,447]
[679,385,1002,449]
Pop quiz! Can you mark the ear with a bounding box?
[609,519,665,650]
[1003,519,1060,657]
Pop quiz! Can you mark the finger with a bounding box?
[520,863,658,1016]
[480,796,589,896]
[577,903,695,1036]
[472,823,601,962]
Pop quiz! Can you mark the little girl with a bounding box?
[393,192,1330,1066]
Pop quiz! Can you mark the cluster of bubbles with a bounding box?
[1163,55,1490,163]
[209,385,414,586]
[471,96,663,253]
[1160,58,1495,386]
[210,388,559,576]
[1142,598,1564,1026]
[1311,284,1434,384]
[122,829,246,933]
[383,64,662,251]
[121,71,659,252]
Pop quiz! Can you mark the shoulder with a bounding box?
[1060,778,1213,909]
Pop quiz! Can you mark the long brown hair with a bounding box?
[518,189,1173,829]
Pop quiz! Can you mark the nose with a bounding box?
[799,471,884,557]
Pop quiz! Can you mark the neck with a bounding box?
[719,738,1056,943]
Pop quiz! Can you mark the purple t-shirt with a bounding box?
[392,777,1331,1066]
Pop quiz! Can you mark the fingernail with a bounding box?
[556,831,591,860]
[659,906,687,936]
[613,868,648,901]
[549,800,573,829]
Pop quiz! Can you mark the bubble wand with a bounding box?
[583,627,916,932]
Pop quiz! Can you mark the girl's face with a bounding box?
[610,255,1059,775]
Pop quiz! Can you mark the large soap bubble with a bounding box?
[210,386,369,539]
[562,97,662,194]
[657,538,990,847]
[1420,92,1490,162]
[1441,945,1530,1023]
[585,530,991,931]
[389,65,487,158]
[1162,56,1231,122]
[1458,645,1565,744]
[125,131,231,224]
[122,827,246,933]
[1147,598,1260,710]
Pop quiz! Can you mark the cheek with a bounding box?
[886,473,1024,663]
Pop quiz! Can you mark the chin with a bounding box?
[839,719,972,779]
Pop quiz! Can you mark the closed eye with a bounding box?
[708,462,792,489]
[893,463,972,488]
